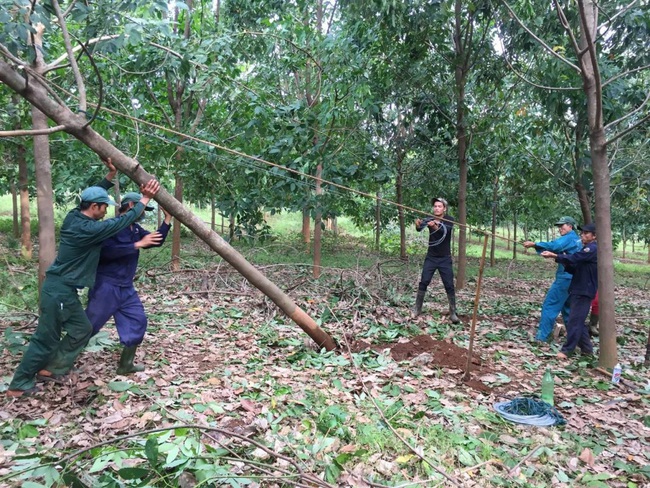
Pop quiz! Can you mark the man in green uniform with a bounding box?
[6,163,160,398]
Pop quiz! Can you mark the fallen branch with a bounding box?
[508,444,542,478]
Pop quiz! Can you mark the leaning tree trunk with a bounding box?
[0,60,336,352]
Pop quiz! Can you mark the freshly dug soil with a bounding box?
[348,334,492,392]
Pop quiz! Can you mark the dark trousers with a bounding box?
[9,279,93,390]
[561,294,593,355]
[86,280,147,347]
[418,255,455,294]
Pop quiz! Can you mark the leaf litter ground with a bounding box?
[1,240,649,487]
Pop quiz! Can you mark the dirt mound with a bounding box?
[348,334,491,392]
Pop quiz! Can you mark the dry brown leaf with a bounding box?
[579,447,595,466]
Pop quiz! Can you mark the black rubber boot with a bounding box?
[588,313,599,337]
[412,291,426,318]
[117,345,145,375]
[447,293,460,324]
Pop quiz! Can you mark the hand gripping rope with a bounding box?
[420,217,448,248]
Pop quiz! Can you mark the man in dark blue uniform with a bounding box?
[85,193,172,374]
[412,197,459,323]
[541,223,597,359]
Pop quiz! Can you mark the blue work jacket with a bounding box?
[95,221,171,286]
[534,231,582,279]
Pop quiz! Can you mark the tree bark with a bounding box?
[575,0,617,367]
[29,25,57,289]
[453,0,470,289]
[17,126,32,259]
[396,152,407,261]
[512,211,518,260]
[490,175,499,267]
[313,161,323,278]
[11,181,19,238]
[375,191,381,251]
[0,59,336,352]
[171,174,183,271]
[302,206,311,253]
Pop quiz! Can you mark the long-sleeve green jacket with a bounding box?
[45,178,147,288]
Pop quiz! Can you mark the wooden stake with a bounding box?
[463,233,489,381]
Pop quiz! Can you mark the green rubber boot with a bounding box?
[412,291,426,318]
[117,345,145,375]
[447,292,460,324]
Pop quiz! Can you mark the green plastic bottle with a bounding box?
[541,368,554,406]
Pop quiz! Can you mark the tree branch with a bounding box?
[0,43,28,67]
[605,113,650,146]
[605,90,650,131]
[499,41,582,91]
[553,0,583,60]
[603,0,640,25]
[51,0,87,112]
[499,0,581,73]
[0,126,66,137]
[603,64,650,88]
[576,0,604,127]
[46,34,120,71]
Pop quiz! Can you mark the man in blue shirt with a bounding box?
[522,217,582,342]
[85,193,172,374]
[541,223,598,358]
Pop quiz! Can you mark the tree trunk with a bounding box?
[576,0,616,368]
[11,181,19,237]
[0,61,336,351]
[512,211,518,260]
[302,206,311,253]
[375,191,381,251]
[171,174,183,271]
[396,152,407,261]
[17,131,32,259]
[574,114,592,223]
[453,0,469,289]
[313,161,323,278]
[622,225,626,259]
[490,175,499,267]
[211,193,216,231]
[26,25,57,289]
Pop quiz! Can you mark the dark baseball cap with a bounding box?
[578,222,596,233]
[555,216,577,227]
[121,192,154,211]
[432,197,448,208]
[80,186,116,206]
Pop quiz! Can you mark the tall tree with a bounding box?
[500,0,650,367]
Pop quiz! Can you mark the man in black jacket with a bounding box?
[412,197,459,323]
